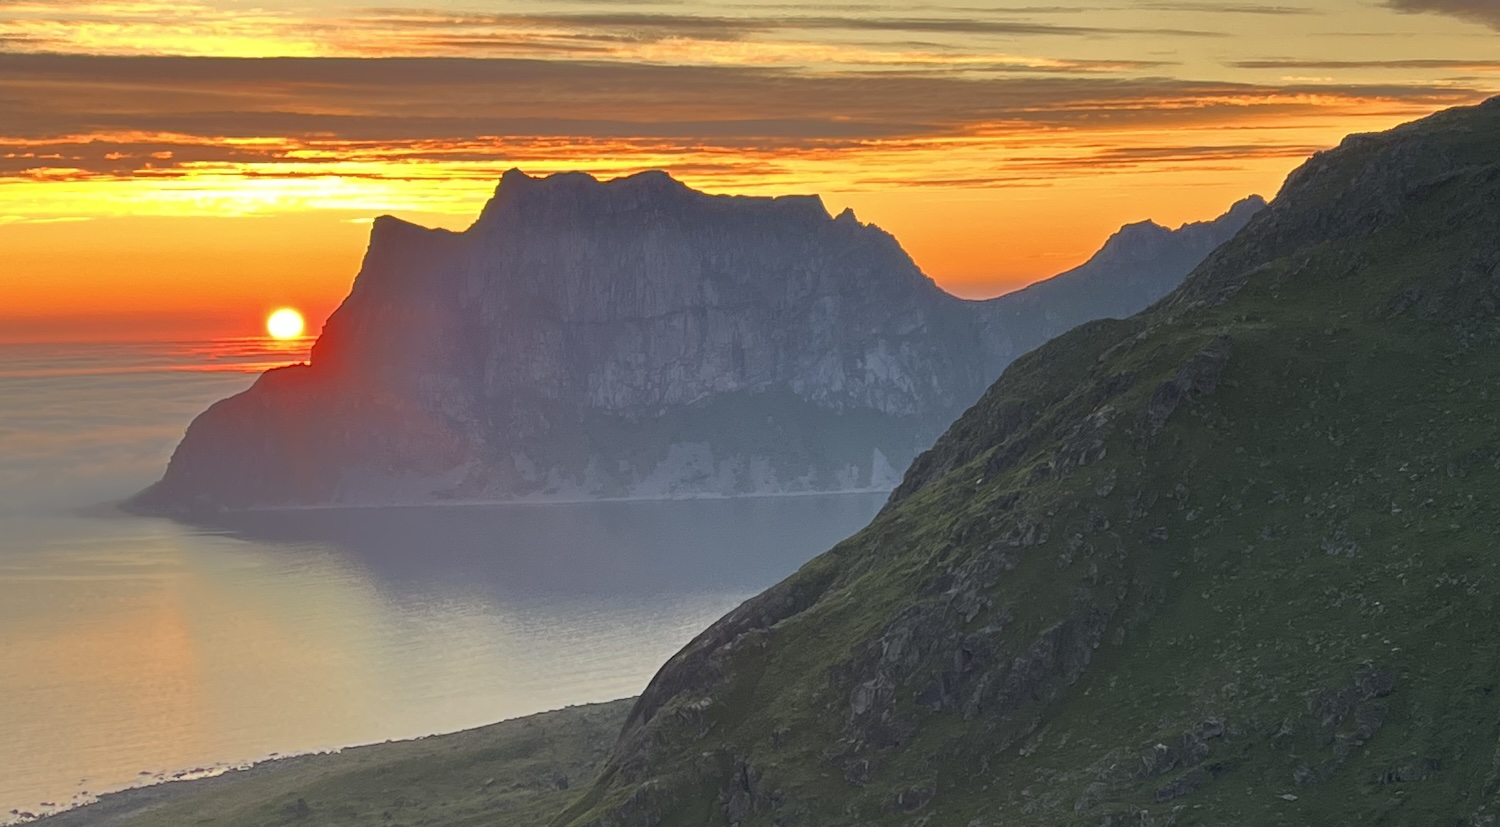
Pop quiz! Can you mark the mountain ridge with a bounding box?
[129,171,1261,513]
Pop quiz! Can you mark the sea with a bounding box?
[0,340,885,821]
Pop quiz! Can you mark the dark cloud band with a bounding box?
[1232,57,1500,69]
[0,53,1488,185]
[2,54,1481,137]
[1385,0,1500,30]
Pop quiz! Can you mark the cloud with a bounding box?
[360,9,1155,39]
[751,14,1226,37]
[0,54,1481,144]
[0,51,1486,210]
[845,140,1328,188]
[1383,0,1500,30]
[0,1,1235,59]
[1135,2,1316,13]
[1232,57,1500,70]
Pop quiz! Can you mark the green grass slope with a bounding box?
[35,700,630,827]
[556,98,1500,826]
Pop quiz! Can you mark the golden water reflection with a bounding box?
[0,494,884,819]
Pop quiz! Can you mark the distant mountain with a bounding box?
[129,171,1260,512]
[977,197,1266,365]
[557,98,1500,825]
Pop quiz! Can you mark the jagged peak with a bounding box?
[371,213,422,231]
[366,213,448,251]
[1107,194,1271,245]
[771,193,831,221]
[473,169,694,225]
[1177,194,1267,232]
[472,168,836,228]
[498,166,532,188]
[1119,218,1171,235]
[1097,218,1173,253]
[1058,195,1266,274]
[1225,193,1269,216]
[493,167,692,196]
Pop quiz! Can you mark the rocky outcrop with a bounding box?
[130,171,1261,512]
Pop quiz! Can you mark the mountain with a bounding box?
[976,197,1266,365]
[128,171,1260,513]
[553,98,1500,825]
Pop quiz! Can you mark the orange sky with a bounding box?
[1,0,1497,341]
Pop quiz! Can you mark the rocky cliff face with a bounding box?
[131,171,1259,512]
[555,98,1500,826]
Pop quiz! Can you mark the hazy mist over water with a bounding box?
[0,342,884,819]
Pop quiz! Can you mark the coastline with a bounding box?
[20,753,329,827]
[115,484,895,517]
[23,699,636,827]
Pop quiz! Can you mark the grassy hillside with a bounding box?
[36,700,630,827]
[555,98,1500,825]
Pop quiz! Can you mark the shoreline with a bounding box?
[21,699,635,827]
[111,485,894,518]
[17,753,328,827]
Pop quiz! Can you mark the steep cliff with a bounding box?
[131,171,1259,511]
[556,98,1500,825]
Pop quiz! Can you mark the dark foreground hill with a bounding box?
[128,172,1258,512]
[551,99,1500,825]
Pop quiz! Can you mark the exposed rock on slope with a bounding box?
[130,171,1259,511]
[557,98,1500,825]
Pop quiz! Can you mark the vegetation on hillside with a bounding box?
[556,98,1500,825]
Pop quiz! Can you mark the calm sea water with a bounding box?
[0,341,884,820]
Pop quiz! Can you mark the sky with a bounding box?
[1,0,1497,341]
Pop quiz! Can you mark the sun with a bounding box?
[266,308,305,340]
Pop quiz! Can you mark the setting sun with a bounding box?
[266,308,305,340]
